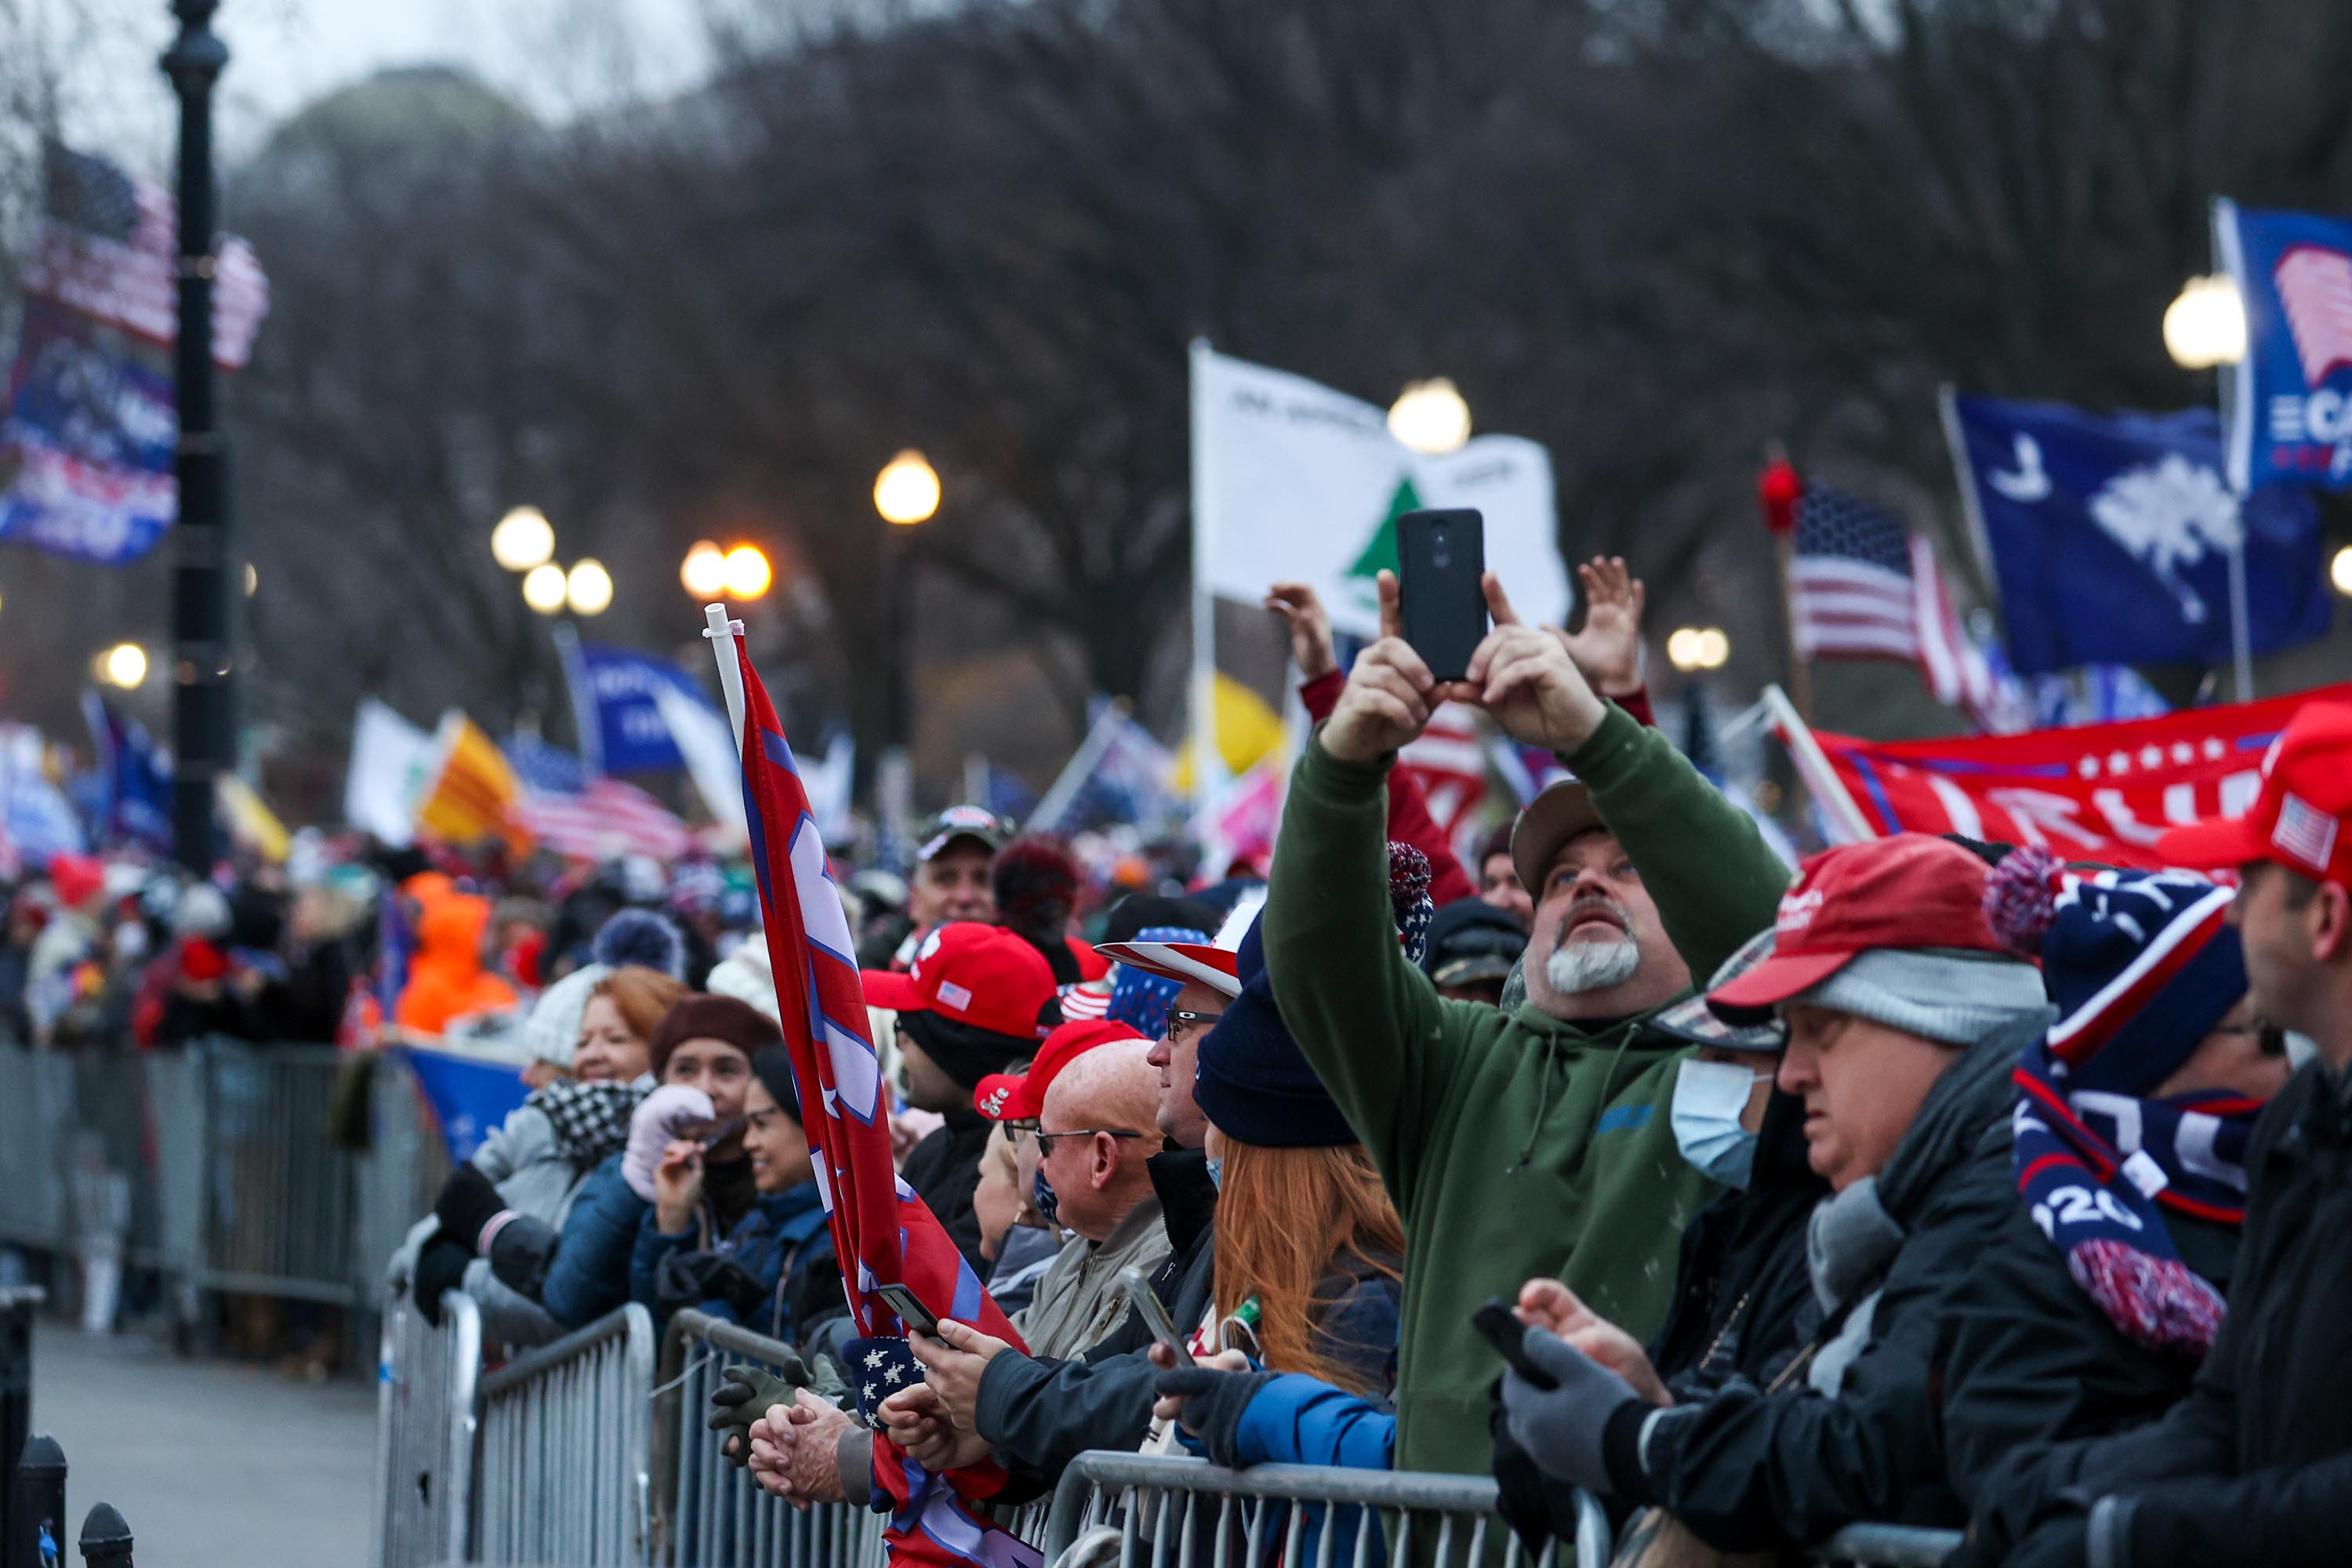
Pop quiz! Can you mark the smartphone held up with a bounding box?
[1395,508,1488,682]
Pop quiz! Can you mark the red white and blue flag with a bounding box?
[731,638,1040,1568]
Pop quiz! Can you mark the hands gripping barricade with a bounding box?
[375,1292,1958,1568]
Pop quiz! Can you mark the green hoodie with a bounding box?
[1265,704,1791,1479]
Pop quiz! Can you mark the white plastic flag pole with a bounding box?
[702,603,747,758]
[1763,683,1876,844]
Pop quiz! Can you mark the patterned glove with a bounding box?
[706,1361,812,1468]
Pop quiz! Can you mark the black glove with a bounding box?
[412,1236,473,1327]
[1489,1387,1586,1558]
[706,1363,811,1468]
[1151,1367,1279,1468]
[1950,1483,2098,1568]
[433,1165,508,1252]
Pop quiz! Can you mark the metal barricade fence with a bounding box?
[656,1309,888,1568]
[375,1286,482,1568]
[1813,1524,1966,1566]
[1040,1450,1610,1568]
[475,1303,658,1568]
[198,1040,360,1301]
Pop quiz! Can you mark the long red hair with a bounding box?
[1212,1140,1403,1397]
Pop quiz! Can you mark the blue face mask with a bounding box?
[1670,1058,1769,1189]
[1204,1156,1223,1191]
[1032,1166,1061,1229]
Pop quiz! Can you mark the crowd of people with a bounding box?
[16,552,2343,1565]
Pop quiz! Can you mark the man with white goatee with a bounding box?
[1262,568,1794,1482]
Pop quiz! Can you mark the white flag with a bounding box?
[1192,346,1568,635]
[652,680,750,837]
[345,700,436,846]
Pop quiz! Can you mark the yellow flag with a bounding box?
[412,712,525,851]
[215,775,290,863]
[1170,673,1287,793]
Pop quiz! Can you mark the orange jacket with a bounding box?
[394,879,518,1035]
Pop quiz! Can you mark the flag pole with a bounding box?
[1188,338,1227,869]
[1026,701,1120,834]
[1758,448,1813,725]
[702,602,747,755]
[1762,683,1875,843]
[2226,537,2256,702]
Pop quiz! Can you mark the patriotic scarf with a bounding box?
[1989,850,2263,1357]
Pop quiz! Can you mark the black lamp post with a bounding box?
[161,0,231,874]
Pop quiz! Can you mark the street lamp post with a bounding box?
[162,0,230,874]
[874,451,938,856]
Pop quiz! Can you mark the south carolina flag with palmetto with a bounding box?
[731,638,1040,1568]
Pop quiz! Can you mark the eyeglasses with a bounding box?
[1034,1127,1147,1152]
[1165,1008,1223,1040]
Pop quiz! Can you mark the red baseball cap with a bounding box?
[973,1018,1144,1123]
[1708,833,2005,1018]
[2154,701,2352,885]
[860,921,1058,1039]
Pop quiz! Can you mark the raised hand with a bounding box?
[1555,556,1647,698]
[652,1139,705,1235]
[1319,572,1441,764]
[1264,582,1339,681]
[1461,575,1609,756]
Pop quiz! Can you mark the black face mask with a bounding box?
[1032,1165,1062,1229]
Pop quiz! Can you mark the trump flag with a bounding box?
[1946,394,2328,674]
[1785,684,2350,869]
[2217,199,2352,491]
[731,637,1038,1568]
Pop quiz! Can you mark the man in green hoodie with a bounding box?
[1265,571,1789,1479]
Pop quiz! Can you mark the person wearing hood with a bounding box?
[1493,833,2282,1555]
[1264,571,1784,1481]
[394,874,517,1036]
[631,1040,841,1344]
[862,921,1058,1272]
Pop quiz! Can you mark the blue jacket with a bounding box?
[630,1180,838,1342]
[1234,1374,1396,1469]
[541,1152,648,1330]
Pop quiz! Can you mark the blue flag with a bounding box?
[0,300,176,564]
[392,1044,529,1164]
[559,637,725,775]
[1947,394,2328,675]
[80,691,171,851]
[2217,200,2352,490]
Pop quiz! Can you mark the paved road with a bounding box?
[30,1323,376,1568]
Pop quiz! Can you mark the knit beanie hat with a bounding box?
[520,962,610,1069]
[1798,949,2053,1048]
[1388,844,1435,966]
[705,938,780,1025]
[1192,913,1356,1148]
[750,1044,803,1125]
[1983,847,2246,1092]
[649,994,785,1080]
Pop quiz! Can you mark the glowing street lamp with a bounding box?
[491,506,556,572]
[2332,545,2352,597]
[521,563,568,615]
[98,642,149,688]
[565,559,614,616]
[721,545,773,599]
[2164,275,2246,369]
[1388,378,1472,455]
[1666,626,1730,672]
[874,450,941,525]
[681,540,728,598]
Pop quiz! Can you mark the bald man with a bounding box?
[1014,1040,1172,1360]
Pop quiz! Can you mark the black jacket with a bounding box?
[974,1148,1218,1483]
[901,1106,995,1276]
[1653,1087,1828,1396]
[1975,1060,2352,1567]
[1602,1029,2216,1552]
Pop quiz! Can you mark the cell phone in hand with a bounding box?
[877,1283,941,1337]
[1396,508,1488,683]
[699,1115,747,1153]
[1117,1264,1185,1363]
[1472,1298,1559,1391]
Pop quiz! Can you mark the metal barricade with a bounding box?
[656,1309,887,1568]
[1040,1450,1609,1567]
[0,1048,75,1250]
[198,1039,360,1302]
[374,1286,481,1568]
[475,1303,657,1567]
[1813,1524,1966,1566]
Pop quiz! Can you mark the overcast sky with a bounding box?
[64,0,724,172]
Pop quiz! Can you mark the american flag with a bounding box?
[1788,478,2024,734]
[506,735,693,861]
[21,146,270,371]
[1398,701,1488,838]
[731,639,1039,1568]
[2274,244,2352,388]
